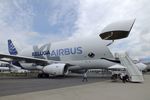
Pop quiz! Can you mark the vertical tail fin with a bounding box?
[7,40,23,68]
[8,39,18,55]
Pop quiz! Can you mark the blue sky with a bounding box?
[30,0,78,35]
[0,0,78,43]
[0,0,150,58]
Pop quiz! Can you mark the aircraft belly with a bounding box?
[67,59,116,69]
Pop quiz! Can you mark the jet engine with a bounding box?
[43,63,68,75]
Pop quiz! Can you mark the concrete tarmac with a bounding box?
[0,74,110,96]
[0,75,150,100]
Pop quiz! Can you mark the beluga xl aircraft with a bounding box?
[0,19,146,82]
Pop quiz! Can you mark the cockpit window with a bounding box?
[88,52,95,58]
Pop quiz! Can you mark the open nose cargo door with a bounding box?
[100,19,135,40]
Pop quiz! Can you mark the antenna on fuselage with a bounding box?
[106,40,114,46]
[102,31,114,46]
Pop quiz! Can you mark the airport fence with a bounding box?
[0,71,39,78]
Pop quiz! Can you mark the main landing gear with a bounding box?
[38,73,49,78]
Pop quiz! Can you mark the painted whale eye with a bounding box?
[88,52,95,58]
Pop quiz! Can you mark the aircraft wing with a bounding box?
[0,53,52,66]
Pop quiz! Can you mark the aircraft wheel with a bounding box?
[38,73,49,78]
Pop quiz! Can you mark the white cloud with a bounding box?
[0,0,77,54]
[25,32,38,37]
[0,0,35,53]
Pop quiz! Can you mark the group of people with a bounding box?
[82,70,130,83]
[120,72,129,83]
[111,72,129,83]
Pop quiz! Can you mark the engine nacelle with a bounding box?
[43,63,68,75]
[136,63,147,71]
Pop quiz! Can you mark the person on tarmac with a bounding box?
[120,72,127,83]
[82,72,88,82]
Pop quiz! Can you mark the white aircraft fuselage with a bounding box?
[1,19,135,76]
[20,36,116,70]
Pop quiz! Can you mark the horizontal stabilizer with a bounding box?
[100,19,135,40]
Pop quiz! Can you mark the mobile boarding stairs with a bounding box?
[115,52,144,82]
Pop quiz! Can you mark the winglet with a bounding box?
[8,39,18,55]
